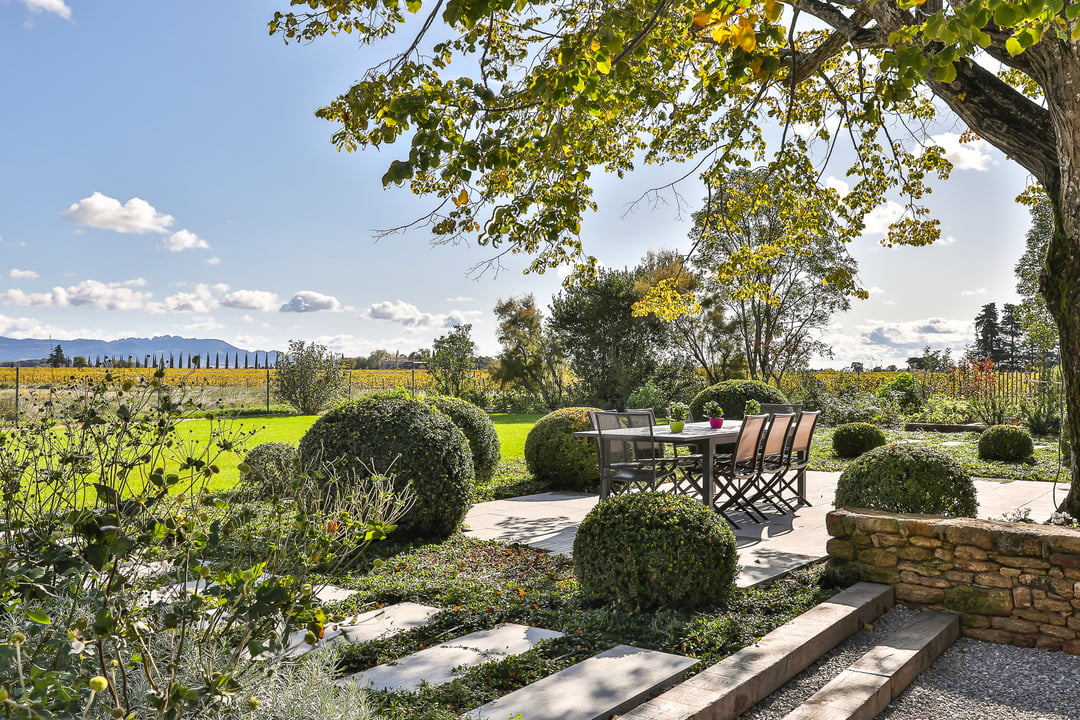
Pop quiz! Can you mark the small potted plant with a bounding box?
[744,399,762,416]
[703,400,725,428]
[668,402,689,433]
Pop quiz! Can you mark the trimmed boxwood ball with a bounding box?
[298,396,474,539]
[690,380,787,421]
[427,395,501,485]
[240,442,298,495]
[978,424,1035,461]
[832,422,888,458]
[835,444,978,518]
[524,407,600,490]
[574,492,739,611]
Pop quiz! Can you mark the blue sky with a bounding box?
[1,0,1033,367]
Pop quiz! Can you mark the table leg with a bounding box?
[702,439,714,511]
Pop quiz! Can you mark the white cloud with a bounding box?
[148,283,225,314]
[938,235,959,246]
[64,192,175,234]
[206,257,221,265]
[929,132,993,171]
[867,286,885,295]
[20,0,71,19]
[222,290,280,312]
[280,290,342,313]
[961,288,987,297]
[446,296,474,302]
[180,316,224,332]
[825,176,850,195]
[819,316,973,368]
[364,300,449,330]
[0,280,152,310]
[234,335,270,349]
[792,115,841,140]
[0,313,72,339]
[862,200,905,235]
[8,268,38,280]
[162,229,209,252]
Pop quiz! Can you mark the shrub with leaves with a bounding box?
[299,395,475,538]
[524,407,599,490]
[835,444,978,518]
[0,372,407,719]
[831,422,887,458]
[627,380,667,418]
[875,371,925,411]
[574,492,738,610]
[690,380,786,421]
[978,424,1035,461]
[273,339,348,414]
[240,441,299,496]
[427,395,501,485]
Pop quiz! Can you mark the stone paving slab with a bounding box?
[270,601,441,659]
[341,623,564,692]
[465,645,698,720]
[463,471,1067,588]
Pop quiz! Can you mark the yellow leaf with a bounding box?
[711,26,732,43]
[590,38,600,52]
[763,0,781,22]
[692,10,713,27]
[738,25,757,53]
[453,189,469,207]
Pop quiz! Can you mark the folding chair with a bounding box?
[747,412,797,514]
[713,413,768,527]
[589,410,702,500]
[759,403,803,416]
[774,409,821,507]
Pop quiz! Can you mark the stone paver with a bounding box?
[269,601,440,659]
[466,645,699,720]
[464,471,1068,587]
[341,623,564,692]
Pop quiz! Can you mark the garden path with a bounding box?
[463,471,1069,588]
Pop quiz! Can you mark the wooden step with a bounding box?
[465,645,698,720]
[781,610,959,720]
[340,623,563,692]
[619,582,895,720]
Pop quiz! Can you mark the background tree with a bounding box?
[274,0,1080,515]
[971,302,1002,363]
[429,324,477,398]
[46,344,67,368]
[273,339,348,415]
[490,295,569,410]
[549,266,670,409]
[71,355,88,368]
[686,169,858,385]
[1015,193,1060,371]
[998,303,1024,370]
[634,249,747,384]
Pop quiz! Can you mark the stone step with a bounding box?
[341,623,564,692]
[781,610,960,720]
[272,601,440,659]
[619,582,895,720]
[466,645,698,720]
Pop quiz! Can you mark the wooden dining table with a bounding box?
[574,420,743,511]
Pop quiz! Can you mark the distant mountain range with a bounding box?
[0,335,278,365]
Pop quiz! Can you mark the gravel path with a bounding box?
[741,605,1080,720]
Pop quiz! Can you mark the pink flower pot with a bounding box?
[709,417,724,429]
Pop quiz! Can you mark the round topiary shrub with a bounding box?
[832,422,888,458]
[978,424,1035,461]
[573,492,738,610]
[427,395,501,485]
[835,444,978,517]
[239,442,298,496]
[690,380,787,421]
[298,396,475,539]
[524,407,600,491]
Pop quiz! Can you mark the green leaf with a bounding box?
[596,57,611,74]
[28,611,51,625]
[934,63,957,83]
[1005,36,1024,55]
[994,4,1019,26]
[406,0,422,12]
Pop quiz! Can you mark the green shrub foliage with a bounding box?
[298,396,475,538]
[832,422,888,458]
[524,407,599,490]
[978,424,1035,461]
[428,395,501,484]
[835,444,978,517]
[574,492,739,610]
[875,371,924,410]
[240,442,299,495]
[690,380,786,421]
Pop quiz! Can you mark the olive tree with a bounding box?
[273,339,348,414]
[270,0,1080,516]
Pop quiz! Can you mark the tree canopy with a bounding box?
[271,0,1080,514]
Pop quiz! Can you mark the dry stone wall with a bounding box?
[826,508,1080,654]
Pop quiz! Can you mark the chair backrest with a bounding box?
[589,410,658,466]
[760,403,803,416]
[788,409,821,455]
[760,412,796,458]
[730,414,768,468]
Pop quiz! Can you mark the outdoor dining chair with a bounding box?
[589,410,703,500]
[772,409,821,507]
[712,413,769,527]
[747,412,798,514]
[759,403,804,416]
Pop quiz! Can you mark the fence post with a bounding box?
[266,366,271,413]
[14,365,19,427]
